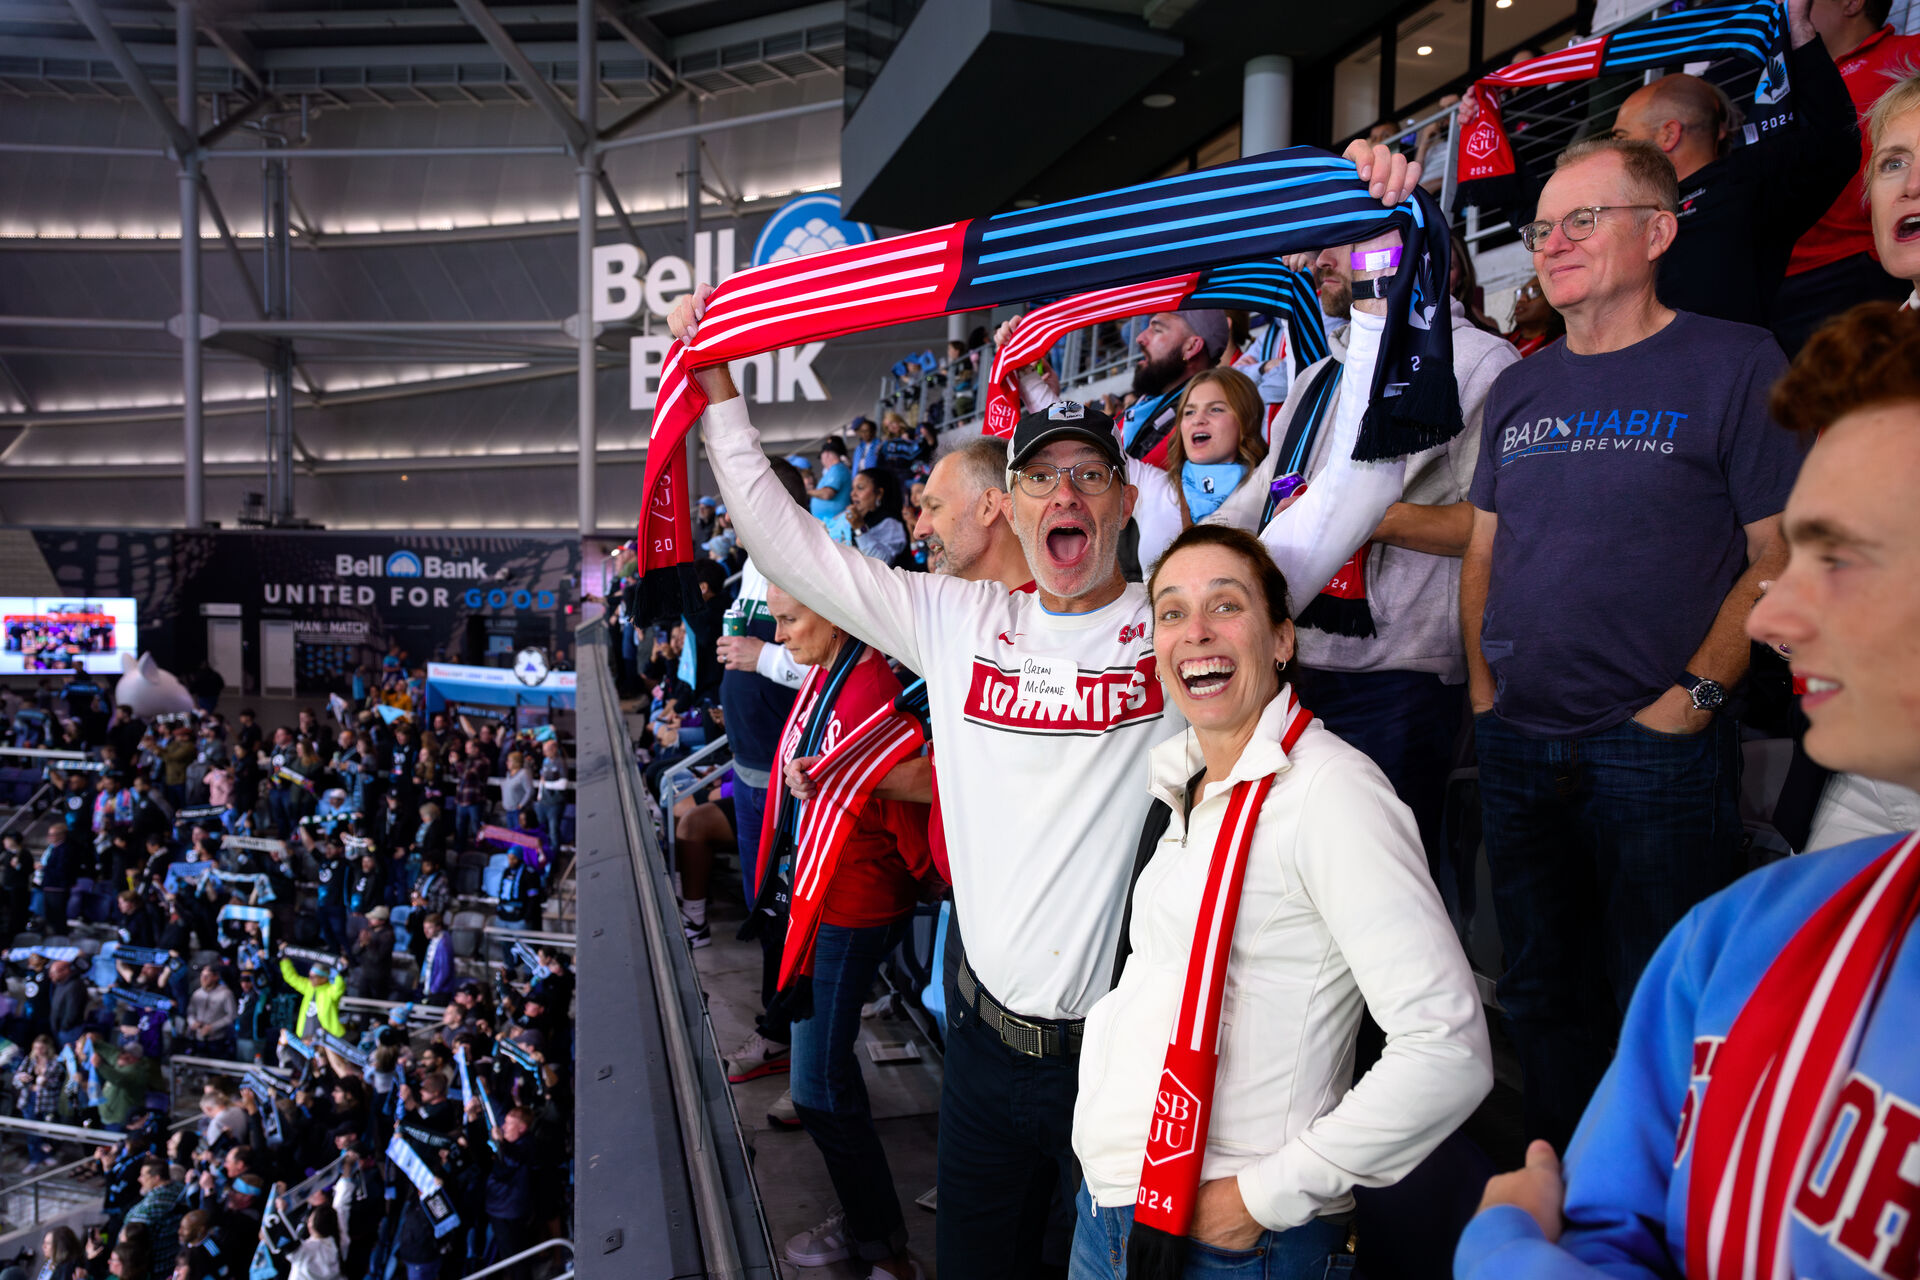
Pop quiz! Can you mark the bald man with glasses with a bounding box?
[1462,134,1808,1154]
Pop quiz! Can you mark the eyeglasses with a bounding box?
[1517,205,1665,252]
[1012,461,1119,498]
[1513,282,1542,302]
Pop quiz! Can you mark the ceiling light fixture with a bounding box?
[1496,0,1511,8]
[1417,44,1434,55]
[1142,93,1177,108]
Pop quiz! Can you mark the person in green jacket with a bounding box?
[85,1035,156,1129]
[280,958,346,1040]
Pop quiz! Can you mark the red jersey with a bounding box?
[1787,26,1920,276]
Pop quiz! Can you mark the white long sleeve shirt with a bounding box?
[702,321,1401,1017]
[1023,312,1406,594]
[1073,692,1492,1230]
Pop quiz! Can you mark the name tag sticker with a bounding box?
[1018,657,1078,710]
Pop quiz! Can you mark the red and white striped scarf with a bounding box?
[1134,691,1310,1254]
[1687,830,1920,1280]
[778,689,931,991]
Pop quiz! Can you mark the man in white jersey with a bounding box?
[670,152,1417,1279]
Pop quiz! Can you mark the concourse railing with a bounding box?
[572,614,777,1280]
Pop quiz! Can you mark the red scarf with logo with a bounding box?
[1686,830,1920,1280]
[1129,691,1311,1279]
[781,681,931,991]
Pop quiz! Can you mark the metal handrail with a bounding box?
[461,1237,575,1280]
[657,735,732,808]
[589,644,752,1278]
[0,1113,197,1224]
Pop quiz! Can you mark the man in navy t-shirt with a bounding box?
[1462,135,1804,1152]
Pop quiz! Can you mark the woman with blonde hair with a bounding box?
[1128,366,1271,568]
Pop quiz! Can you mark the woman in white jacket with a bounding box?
[283,1172,354,1280]
[1069,523,1491,1280]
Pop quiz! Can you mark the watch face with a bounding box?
[1692,679,1726,710]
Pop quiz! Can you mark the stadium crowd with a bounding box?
[599,14,1920,1278]
[0,668,574,1280]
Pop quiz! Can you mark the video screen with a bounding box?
[0,597,139,674]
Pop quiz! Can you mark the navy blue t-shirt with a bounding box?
[1468,311,1802,737]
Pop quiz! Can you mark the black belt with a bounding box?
[956,958,1083,1059]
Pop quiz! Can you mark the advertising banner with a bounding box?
[23,529,578,693]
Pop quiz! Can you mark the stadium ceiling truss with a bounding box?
[0,0,845,534]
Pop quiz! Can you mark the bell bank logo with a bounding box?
[332,550,491,580]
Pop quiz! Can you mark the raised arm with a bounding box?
[1251,305,1405,611]
[674,289,946,674]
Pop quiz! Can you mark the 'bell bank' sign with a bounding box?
[591,229,827,412]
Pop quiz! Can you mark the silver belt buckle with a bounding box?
[996,1010,1047,1058]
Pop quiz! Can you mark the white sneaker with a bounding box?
[783,1210,850,1267]
[723,1030,791,1083]
[869,1260,923,1280]
[766,1089,801,1130]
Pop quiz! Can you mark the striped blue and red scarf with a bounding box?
[634,148,1461,620]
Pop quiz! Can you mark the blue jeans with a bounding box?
[318,902,348,954]
[790,919,910,1261]
[1069,1183,1354,1279]
[1293,668,1467,932]
[938,971,1083,1279]
[455,803,483,850]
[535,798,564,851]
[1476,710,1743,1149]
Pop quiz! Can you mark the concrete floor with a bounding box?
[694,891,944,1279]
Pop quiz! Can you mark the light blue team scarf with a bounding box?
[1181,461,1246,521]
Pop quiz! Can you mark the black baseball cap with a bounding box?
[1008,400,1125,472]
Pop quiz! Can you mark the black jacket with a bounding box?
[49,974,89,1035]
[1656,38,1859,327]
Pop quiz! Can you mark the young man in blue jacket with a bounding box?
[1455,305,1920,1279]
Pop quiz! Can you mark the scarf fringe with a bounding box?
[771,974,813,1023]
[635,562,701,630]
[1297,593,1376,638]
[1352,364,1465,463]
[1125,1221,1190,1280]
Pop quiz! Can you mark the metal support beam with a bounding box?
[0,357,36,414]
[196,90,275,149]
[190,1,269,94]
[597,82,685,140]
[450,0,591,154]
[594,0,678,86]
[178,0,204,528]
[594,170,642,247]
[64,0,199,157]
[576,0,598,535]
[197,171,266,318]
[597,96,838,153]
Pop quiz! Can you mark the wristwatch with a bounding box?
[1678,672,1726,712]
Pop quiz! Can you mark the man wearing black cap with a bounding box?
[669,151,1419,1277]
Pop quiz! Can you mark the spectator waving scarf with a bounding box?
[635,151,1461,620]
[1686,830,1920,1280]
[780,679,933,991]
[1262,362,1379,637]
[1128,689,1310,1280]
[980,262,1328,439]
[1456,0,1785,194]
